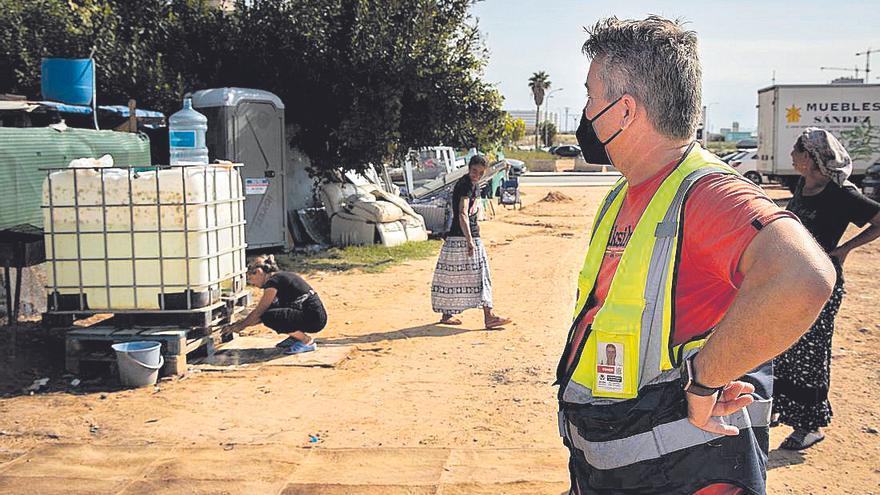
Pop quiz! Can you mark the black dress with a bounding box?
[773,180,880,431]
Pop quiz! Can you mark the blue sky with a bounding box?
[470,0,880,132]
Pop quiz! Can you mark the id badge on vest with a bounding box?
[595,340,625,393]
[591,329,638,399]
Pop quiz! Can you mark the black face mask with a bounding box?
[576,96,623,165]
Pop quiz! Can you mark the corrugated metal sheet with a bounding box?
[0,127,151,230]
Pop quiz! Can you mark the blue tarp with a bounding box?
[36,101,165,119]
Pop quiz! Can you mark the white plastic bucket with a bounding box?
[111,341,164,388]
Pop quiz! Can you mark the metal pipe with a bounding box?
[40,197,243,209]
[41,220,247,236]
[127,168,138,308]
[100,168,111,310]
[182,166,192,310]
[71,169,85,311]
[155,168,165,310]
[212,168,221,298]
[46,250,247,262]
[46,171,59,311]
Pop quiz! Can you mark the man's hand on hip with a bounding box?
[686,381,755,436]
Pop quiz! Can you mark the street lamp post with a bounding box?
[703,101,719,146]
[544,88,563,146]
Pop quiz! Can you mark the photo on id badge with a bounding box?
[596,342,624,393]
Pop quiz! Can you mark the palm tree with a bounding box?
[528,71,551,149]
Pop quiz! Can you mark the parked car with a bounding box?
[728,149,764,185]
[718,151,740,163]
[552,145,582,158]
[862,162,880,201]
[721,150,749,164]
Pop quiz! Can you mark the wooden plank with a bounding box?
[66,329,203,377]
[67,327,116,338]
[111,328,142,338]
[59,293,249,377]
[162,355,187,376]
[65,356,80,375]
[135,334,184,356]
[185,335,212,355]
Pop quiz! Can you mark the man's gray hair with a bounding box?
[583,16,701,140]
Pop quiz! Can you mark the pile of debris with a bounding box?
[539,191,573,203]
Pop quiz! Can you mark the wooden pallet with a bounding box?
[62,291,249,377]
[44,290,250,330]
[65,324,234,377]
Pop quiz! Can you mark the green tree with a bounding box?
[0,0,225,115]
[537,120,557,147]
[500,112,526,146]
[0,0,504,176]
[528,71,550,149]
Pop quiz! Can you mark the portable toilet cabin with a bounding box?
[191,88,288,250]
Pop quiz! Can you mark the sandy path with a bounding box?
[0,184,878,494]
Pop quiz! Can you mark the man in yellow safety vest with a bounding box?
[556,16,836,495]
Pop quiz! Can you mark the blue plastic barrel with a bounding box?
[41,58,94,105]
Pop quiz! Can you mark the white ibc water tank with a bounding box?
[42,164,245,311]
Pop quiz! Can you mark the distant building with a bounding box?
[506,110,559,133]
[506,110,536,132]
[831,77,864,84]
[724,131,753,142]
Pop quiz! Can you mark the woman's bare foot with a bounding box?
[440,315,463,325]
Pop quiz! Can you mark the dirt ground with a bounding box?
[0,184,878,494]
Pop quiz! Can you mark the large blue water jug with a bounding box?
[41,58,94,105]
[168,97,209,165]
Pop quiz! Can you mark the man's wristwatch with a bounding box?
[680,355,725,397]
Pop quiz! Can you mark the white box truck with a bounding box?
[757,84,880,191]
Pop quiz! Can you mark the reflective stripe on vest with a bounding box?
[563,144,738,404]
[559,398,772,470]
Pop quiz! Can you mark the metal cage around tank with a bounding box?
[40,164,248,318]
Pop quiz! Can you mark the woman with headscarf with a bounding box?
[773,127,880,450]
[431,155,512,329]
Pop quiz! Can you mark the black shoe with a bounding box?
[275,336,297,348]
[780,430,825,450]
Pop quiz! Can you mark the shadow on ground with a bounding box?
[0,322,129,397]
[767,447,806,470]
[322,323,485,346]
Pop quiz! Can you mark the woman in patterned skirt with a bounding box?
[431,155,512,329]
[774,128,880,450]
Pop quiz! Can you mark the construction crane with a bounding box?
[855,48,875,81]
[820,66,860,78]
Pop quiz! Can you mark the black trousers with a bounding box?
[260,297,327,334]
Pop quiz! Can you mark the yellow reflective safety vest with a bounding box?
[557,143,738,404]
[555,144,774,494]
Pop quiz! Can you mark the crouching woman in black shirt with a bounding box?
[227,255,327,354]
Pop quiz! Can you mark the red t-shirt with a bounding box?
[567,159,794,367]
[565,161,794,495]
